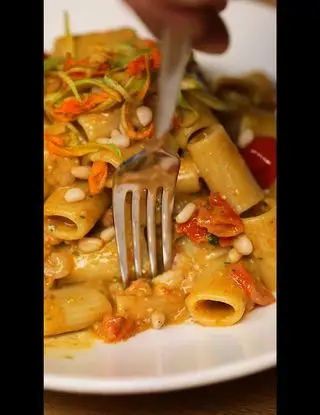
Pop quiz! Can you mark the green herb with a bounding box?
[207,233,219,246]
[177,91,199,127]
[45,78,120,106]
[64,10,75,57]
[189,89,234,112]
[65,129,83,147]
[107,42,153,70]
[177,91,197,113]
[126,77,149,95]
[44,56,65,74]
[56,71,81,101]
[103,74,132,102]
[48,224,56,233]
[80,215,86,219]
[105,41,138,55]
[180,76,204,91]
[104,143,122,159]
[63,355,74,360]
[224,261,231,265]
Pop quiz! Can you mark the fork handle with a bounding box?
[155,29,191,141]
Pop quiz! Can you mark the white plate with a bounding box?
[44,0,277,394]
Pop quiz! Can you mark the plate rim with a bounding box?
[44,351,276,394]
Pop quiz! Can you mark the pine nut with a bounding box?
[101,208,113,228]
[109,134,130,148]
[64,187,86,203]
[78,237,103,253]
[136,106,153,127]
[100,226,115,242]
[175,203,196,224]
[96,135,130,148]
[233,234,253,256]
[151,311,165,329]
[227,248,242,263]
[71,166,90,180]
[110,129,121,137]
[238,129,254,149]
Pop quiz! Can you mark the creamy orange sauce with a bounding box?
[90,242,234,343]
[44,330,95,354]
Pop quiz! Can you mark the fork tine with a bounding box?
[113,185,129,286]
[146,188,157,277]
[132,190,142,278]
[162,188,174,271]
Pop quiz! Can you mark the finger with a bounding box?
[194,9,229,53]
[125,0,227,16]
[124,0,229,54]
[166,0,227,12]
[125,0,204,39]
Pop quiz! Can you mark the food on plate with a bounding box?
[44,14,276,343]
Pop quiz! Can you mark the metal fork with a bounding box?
[113,29,191,286]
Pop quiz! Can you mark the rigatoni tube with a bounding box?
[186,258,247,326]
[58,239,121,284]
[243,198,276,291]
[173,93,215,149]
[77,109,121,142]
[44,182,110,240]
[44,285,112,336]
[188,125,264,214]
[176,155,201,194]
[61,234,150,284]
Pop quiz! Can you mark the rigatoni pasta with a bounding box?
[44,285,112,336]
[173,93,216,149]
[186,257,247,327]
[188,124,264,214]
[44,182,110,240]
[60,233,150,284]
[43,19,276,344]
[77,110,121,142]
[243,199,276,291]
[176,154,201,194]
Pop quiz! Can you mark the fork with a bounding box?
[113,29,191,286]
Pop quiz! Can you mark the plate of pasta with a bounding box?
[44,0,276,394]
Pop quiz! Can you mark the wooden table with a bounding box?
[45,368,276,415]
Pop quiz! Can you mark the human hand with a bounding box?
[124,0,229,53]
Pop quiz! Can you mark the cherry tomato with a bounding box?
[241,136,276,189]
[176,214,208,244]
[227,262,275,306]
